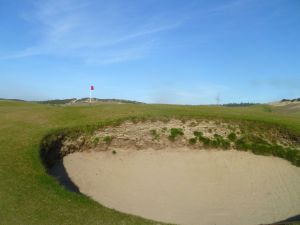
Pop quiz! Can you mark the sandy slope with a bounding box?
[61,149,300,225]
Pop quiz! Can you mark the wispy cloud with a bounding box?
[4,0,184,64]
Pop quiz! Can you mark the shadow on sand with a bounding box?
[261,214,300,225]
[48,160,80,193]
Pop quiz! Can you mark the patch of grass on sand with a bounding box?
[234,135,300,166]
[169,128,184,141]
[227,132,237,142]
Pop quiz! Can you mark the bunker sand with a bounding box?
[61,149,300,225]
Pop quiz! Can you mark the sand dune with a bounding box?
[60,149,300,225]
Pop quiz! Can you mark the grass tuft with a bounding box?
[228,132,237,142]
[169,128,184,141]
[193,131,203,138]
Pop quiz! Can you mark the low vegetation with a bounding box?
[228,132,237,141]
[169,128,184,141]
[234,135,300,166]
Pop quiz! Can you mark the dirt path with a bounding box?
[61,149,300,225]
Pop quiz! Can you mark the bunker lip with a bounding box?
[41,118,300,169]
[40,119,300,225]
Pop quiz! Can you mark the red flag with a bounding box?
[90,85,94,91]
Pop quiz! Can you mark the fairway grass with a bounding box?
[1,100,300,225]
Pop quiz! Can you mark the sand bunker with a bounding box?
[55,148,300,225]
[45,119,300,224]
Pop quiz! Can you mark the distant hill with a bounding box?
[0,98,25,102]
[0,98,145,105]
[37,98,77,105]
[37,98,145,105]
[269,98,300,113]
[223,103,260,107]
[280,98,300,103]
[269,98,300,106]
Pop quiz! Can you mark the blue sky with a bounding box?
[0,0,299,104]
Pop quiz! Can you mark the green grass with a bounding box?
[1,100,300,225]
[212,134,231,149]
[193,131,203,138]
[234,135,300,166]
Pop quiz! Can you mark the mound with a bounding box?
[54,119,300,166]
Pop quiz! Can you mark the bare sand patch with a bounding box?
[60,149,300,225]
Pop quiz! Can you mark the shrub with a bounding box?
[169,128,184,141]
[112,150,117,155]
[228,132,237,142]
[103,136,113,145]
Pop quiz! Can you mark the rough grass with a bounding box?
[1,100,300,225]
[234,135,300,166]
